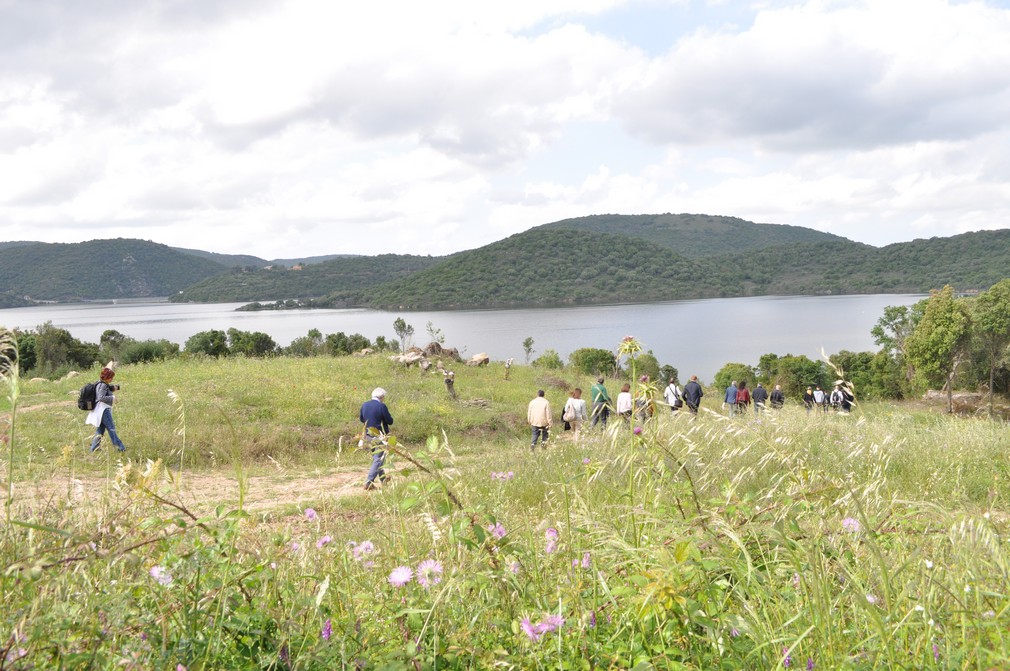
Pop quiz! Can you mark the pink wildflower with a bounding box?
[316,535,332,549]
[321,618,332,641]
[305,508,318,521]
[388,565,413,587]
[416,559,444,589]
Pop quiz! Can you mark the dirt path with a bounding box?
[17,467,372,516]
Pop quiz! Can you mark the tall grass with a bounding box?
[3,347,1010,668]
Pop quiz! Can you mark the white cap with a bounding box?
[372,387,386,400]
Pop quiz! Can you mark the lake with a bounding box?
[0,294,922,382]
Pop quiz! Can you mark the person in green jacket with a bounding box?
[590,377,612,428]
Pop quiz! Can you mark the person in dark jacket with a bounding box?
[770,384,785,410]
[87,366,127,452]
[752,382,768,414]
[682,375,704,415]
[360,387,394,490]
[735,380,751,415]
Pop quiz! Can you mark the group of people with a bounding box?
[721,380,786,415]
[802,384,854,413]
[526,374,707,449]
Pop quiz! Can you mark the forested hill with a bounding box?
[0,239,228,301]
[540,213,846,258]
[347,229,728,310]
[171,254,441,303]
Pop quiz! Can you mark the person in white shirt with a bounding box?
[616,382,633,425]
[563,388,589,440]
[663,378,682,413]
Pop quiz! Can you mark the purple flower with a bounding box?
[177,665,187,671]
[545,540,558,554]
[149,566,173,586]
[582,457,591,465]
[321,618,332,641]
[488,522,506,539]
[633,426,643,435]
[841,517,861,533]
[305,508,318,521]
[416,559,444,589]
[350,540,375,561]
[316,535,332,549]
[290,541,300,552]
[783,647,792,668]
[588,610,596,627]
[545,528,559,541]
[520,618,544,642]
[730,627,740,637]
[581,552,591,569]
[933,643,940,660]
[807,658,815,671]
[388,565,413,587]
[509,561,521,574]
[541,614,565,633]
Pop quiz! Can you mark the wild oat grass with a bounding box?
[3,352,1010,668]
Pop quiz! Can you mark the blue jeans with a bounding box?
[365,439,386,485]
[90,408,126,452]
[530,426,549,448]
[590,403,609,428]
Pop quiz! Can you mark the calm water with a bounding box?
[0,295,922,382]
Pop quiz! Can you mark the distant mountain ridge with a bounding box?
[2,216,1008,307]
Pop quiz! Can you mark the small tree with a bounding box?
[393,318,415,353]
[906,285,972,413]
[426,321,445,345]
[532,349,563,369]
[522,337,535,364]
[185,329,229,357]
[568,347,617,376]
[972,279,1010,417]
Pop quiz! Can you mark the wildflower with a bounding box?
[388,565,413,587]
[416,559,444,589]
[149,566,173,586]
[581,552,591,569]
[588,610,596,628]
[807,659,815,671]
[177,665,187,671]
[305,508,318,521]
[924,559,934,569]
[783,647,792,668]
[841,517,861,533]
[290,541,300,552]
[792,573,800,589]
[321,618,332,641]
[316,535,332,549]
[730,628,740,638]
[541,614,565,633]
[509,561,521,574]
[984,610,996,619]
[488,522,506,539]
[964,584,971,593]
[545,540,558,554]
[582,457,590,465]
[351,540,376,561]
[520,618,544,642]
[545,528,559,540]
[270,562,277,569]
[633,426,642,435]
[866,594,878,605]
[933,643,939,660]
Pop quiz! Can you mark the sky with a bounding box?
[2,0,1010,260]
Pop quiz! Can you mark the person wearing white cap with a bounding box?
[360,387,394,490]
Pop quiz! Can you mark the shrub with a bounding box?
[532,349,563,369]
[568,347,616,376]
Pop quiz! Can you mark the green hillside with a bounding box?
[172,247,268,268]
[350,228,729,309]
[172,253,441,303]
[540,213,845,258]
[0,239,228,301]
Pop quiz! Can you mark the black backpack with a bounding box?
[77,381,99,411]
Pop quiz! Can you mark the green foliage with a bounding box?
[971,279,1010,414]
[568,347,617,376]
[713,362,756,392]
[522,336,535,364]
[906,286,973,402]
[658,364,680,384]
[184,329,229,357]
[531,348,563,369]
[633,351,661,381]
[26,321,98,376]
[0,239,227,301]
[393,317,415,352]
[761,354,828,397]
[119,339,180,364]
[227,328,278,357]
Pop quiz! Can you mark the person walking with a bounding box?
[735,380,751,415]
[87,365,127,453]
[563,388,589,440]
[813,386,827,413]
[590,377,612,428]
[360,387,394,490]
[724,380,738,417]
[615,383,633,425]
[803,387,815,414]
[663,377,683,413]
[752,382,768,414]
[528,389,552,449]
[770,384,785,409]
[682,375,704,415]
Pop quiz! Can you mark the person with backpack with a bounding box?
[86,366,127,453]
[663,377,683,413]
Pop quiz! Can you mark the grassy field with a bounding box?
[4,352,1010,669]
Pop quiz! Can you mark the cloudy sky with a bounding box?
[2,0,1009,259]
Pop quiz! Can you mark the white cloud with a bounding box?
[0,0,1008,258]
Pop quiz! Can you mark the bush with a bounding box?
[120,339,181,364]
[568,348,617,376]
[531,349,563,369]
